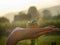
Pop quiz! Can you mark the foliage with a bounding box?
[0,20,60,45]
[14,6,40,22]
[0,37,7,45]
[39,20,60,28]
[52,14,60,20]
[0,36,60,45]
[28,6,39,20]
[0,20,60,37]
[0,17,9,23]
[0,23,6,38]
[42,9,52,20]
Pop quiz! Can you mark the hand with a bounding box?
[26,25,59,39]
[43,25,59,32]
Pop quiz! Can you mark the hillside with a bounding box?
[39,5,60,16]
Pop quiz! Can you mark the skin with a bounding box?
[6,26,59,45]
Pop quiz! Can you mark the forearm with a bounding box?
[6,28,40,45]
[6,34,23,45]
[6,36,23,45]
[6,29,24,45]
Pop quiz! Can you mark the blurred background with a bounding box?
[0,0,60,45]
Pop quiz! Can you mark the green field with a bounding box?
[16,35,60,45]
[0,20,60,45]
[0,35,60,45]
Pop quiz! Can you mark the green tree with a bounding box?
[42,10,52,20]
[27,6,39,21]
[0,17,9,23]
[52,12,60,20]
[14,11,27,21]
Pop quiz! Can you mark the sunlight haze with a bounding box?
[0,0,60,16]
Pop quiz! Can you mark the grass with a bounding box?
[18,35,60,45]
[37,35,60,45]
[0,20,60,45]
[0,36,7,45]
[0,35,60,45]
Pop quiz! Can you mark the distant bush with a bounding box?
[0,21,27,37]
[0,23,6,38]
[0,20,60,38]
[39,20,60,28]
[39,20,60,35]
[0,20,60,45]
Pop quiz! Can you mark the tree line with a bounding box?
[0,6,60,23]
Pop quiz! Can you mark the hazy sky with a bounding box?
[0,0,60,16]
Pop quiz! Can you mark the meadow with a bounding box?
[0,20,60,45]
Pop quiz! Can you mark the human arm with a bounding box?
[6,26,59,45]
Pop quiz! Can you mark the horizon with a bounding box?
[0,0,60,16]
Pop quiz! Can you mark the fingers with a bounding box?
[48,25,56,28]
[51,28,60,31]
[45,25,56,29]
[33,28,59,39]
[45,25,60,30]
